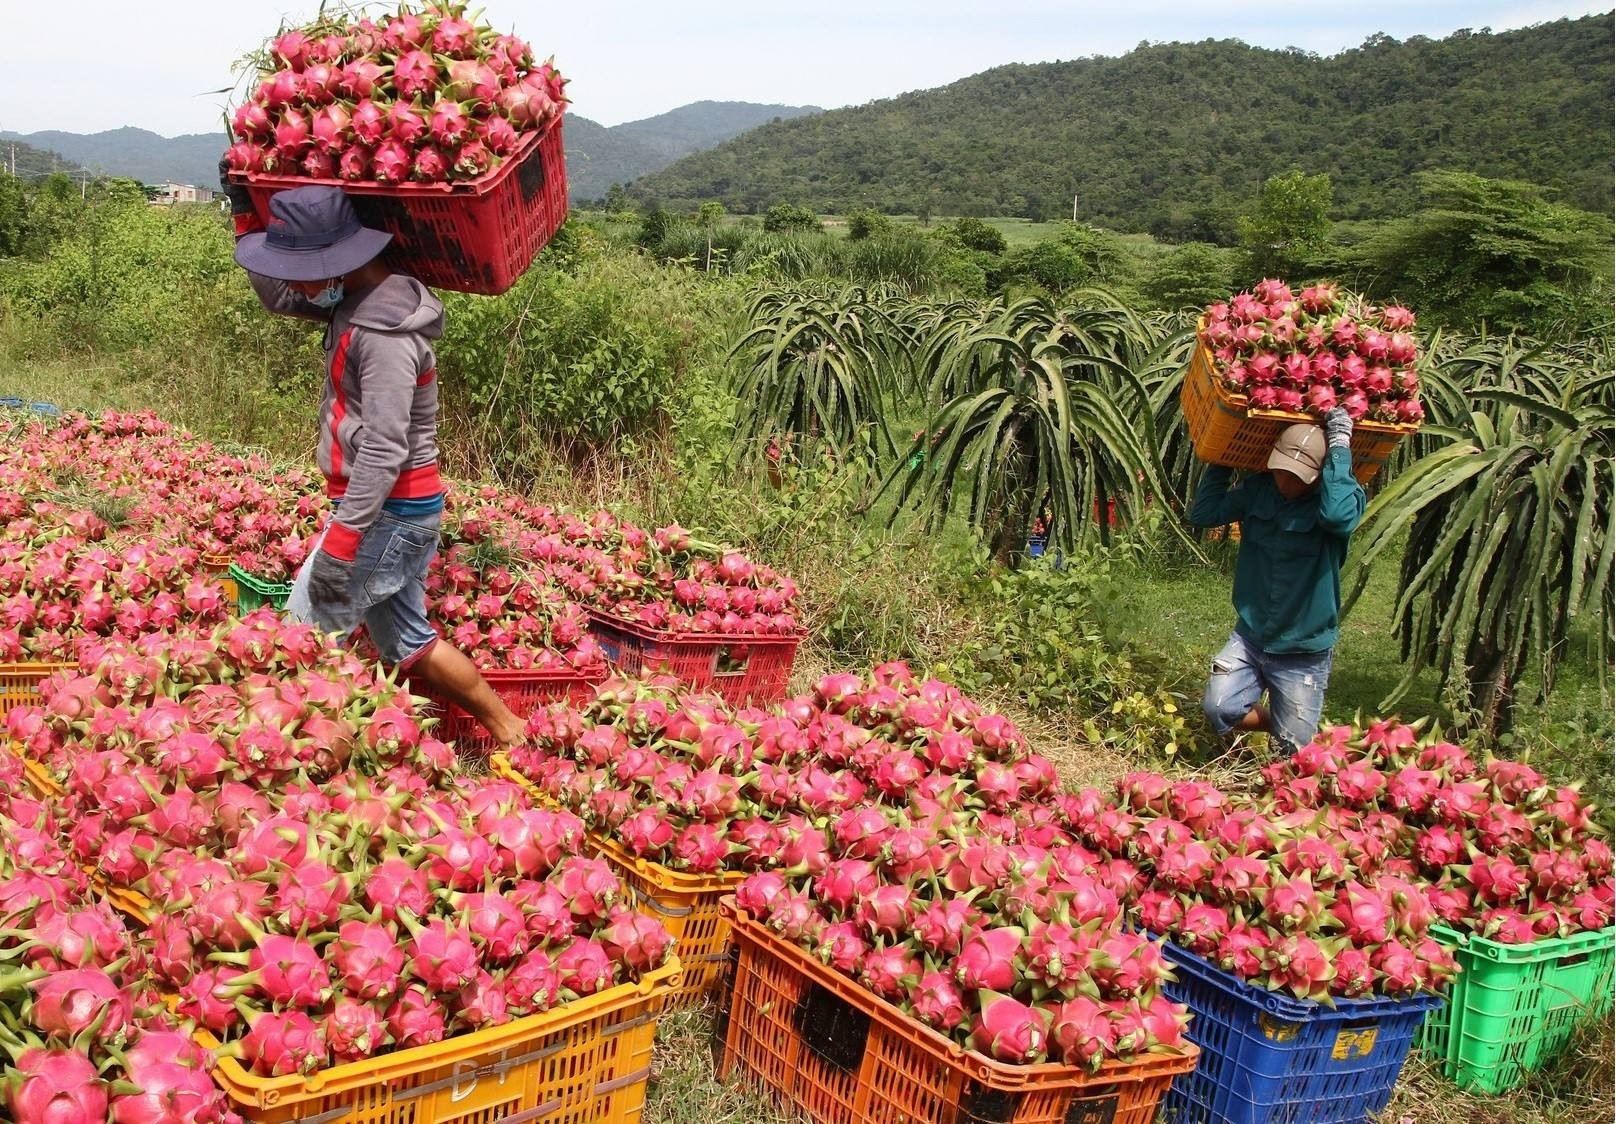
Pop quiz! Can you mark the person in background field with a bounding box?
[1188,407,1366,758]
[219,167,525,747]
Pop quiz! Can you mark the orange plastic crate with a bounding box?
[716,900,1198,1124]
[425,666,607,758]
[1180,339,1416,487]
[0,662,71,721]
[232,121,568,297]
[491,752,743,1006]
[199,957,678,1124]
[587,611,800,707]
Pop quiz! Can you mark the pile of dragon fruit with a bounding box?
[422,501,606,673]
[225,1,567,185]
[442,490,802,637]
[1,617,674,1088]
[1197,280,1424,423]
[0,755,238,1122]
[1258,721,1614,945]
[509,664,1058,875]
[508,664,1192,1067]
[1069,772,1460,1000]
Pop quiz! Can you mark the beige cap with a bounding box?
[1267,423,1326,485]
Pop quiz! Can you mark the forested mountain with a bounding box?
[0,128,224,189]
[4,101,820,202]
[566,101,819,200]
[628,15,1614,228]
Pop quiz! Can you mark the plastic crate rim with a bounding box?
[1159,935,1447,1018]
[200,954,678,1102]
[1431,921,1616,963]
[588,608,805,644]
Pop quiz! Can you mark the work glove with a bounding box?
[1325,407,1353,450]
[305,549,355,623]
[217,155,259,236]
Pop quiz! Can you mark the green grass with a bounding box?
[648,1005,808,1124]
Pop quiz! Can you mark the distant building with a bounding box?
[152,182,215,205]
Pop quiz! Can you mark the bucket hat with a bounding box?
[234,186,392,282]
[1267,423,1326,485]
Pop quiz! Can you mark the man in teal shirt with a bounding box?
[1188,409,1365,756]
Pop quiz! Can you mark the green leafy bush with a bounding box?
[762,203,822,234]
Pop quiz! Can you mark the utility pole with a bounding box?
[1071,194,1078,223]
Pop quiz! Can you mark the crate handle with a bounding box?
[1557,952,1591,969]
[711,644,753,679]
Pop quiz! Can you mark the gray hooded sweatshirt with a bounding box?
[250,274,444,563]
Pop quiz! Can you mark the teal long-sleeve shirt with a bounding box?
[1187,446,1366,654]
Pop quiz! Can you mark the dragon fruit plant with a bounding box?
[1197,279,1423,424]
[0,758,239,1124]
[1259,720,1615,946]
[507,661,1057,876]
[1063,772,1459,1001]
[226,2,567,186]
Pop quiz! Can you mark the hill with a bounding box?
[0,127,224,188]
[4,100,821,202]
[628,15,1615,228]
[565,101,819,201]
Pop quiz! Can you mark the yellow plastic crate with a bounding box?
[200,957,679,1123]
[0,662,72,721]
[1180,339,1416,487]
[492,752,744,1006]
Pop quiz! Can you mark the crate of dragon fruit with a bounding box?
[1181,281,1422,487]
[588,611,800,707]
[430,666,608,757]
[491,750,745,1005]
[715,900,1199,1124]
[1156,941,1444,1124]
[224,4,570,295]
[1416,922,1616,1094]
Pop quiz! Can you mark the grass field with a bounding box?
[3,347,1610,1124]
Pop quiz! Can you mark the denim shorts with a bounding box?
[1202,630,1333,754]
[288,510,441,667]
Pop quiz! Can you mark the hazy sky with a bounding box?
[2,1,1608,137]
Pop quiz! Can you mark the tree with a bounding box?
[1141,243,1235,311]
[762,203,821,234]
[944,217,1007,254]
[697,201,726,229]
[1239,170,1332,277]
[1357,170,1614,337]
[1346,340,1613,736]
[846,207,891,240]
[0,174,25,257]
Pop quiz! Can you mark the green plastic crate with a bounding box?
[1418,922,1615,1093]
[227,563,295,613]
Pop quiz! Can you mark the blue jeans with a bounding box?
[1202,630,1333,754]
[289,510,441,667]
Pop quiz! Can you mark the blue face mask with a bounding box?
[308,280,345,310]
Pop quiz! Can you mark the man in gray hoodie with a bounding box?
[225,182,524,747]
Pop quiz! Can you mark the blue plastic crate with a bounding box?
[1157,941,1444,1124]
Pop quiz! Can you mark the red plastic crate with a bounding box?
[422,665,605,757]
[230,121,568,295]
[587,611,800,706]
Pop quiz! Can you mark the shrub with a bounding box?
[845,207,892,240]
[762,203,822,234]
[944,216,1007,254]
